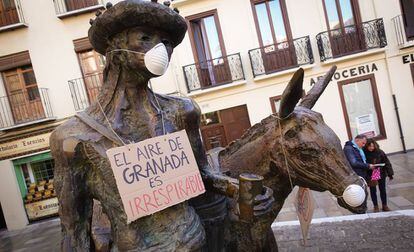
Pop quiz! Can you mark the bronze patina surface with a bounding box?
[51,1,273,251]
[51,1,368,251]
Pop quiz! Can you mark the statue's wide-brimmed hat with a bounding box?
[88,0,187,55]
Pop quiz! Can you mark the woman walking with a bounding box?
[364,139,394,212]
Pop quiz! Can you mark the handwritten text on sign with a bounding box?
[106,130,205,223]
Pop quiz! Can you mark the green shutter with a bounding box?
[13,152,52,166]
[14,165,27,199]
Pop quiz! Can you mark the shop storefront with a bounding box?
[13,152,58,221]
[0,122,61,230]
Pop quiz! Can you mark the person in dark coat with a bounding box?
[343,134,374,180]
[364,138,394,212]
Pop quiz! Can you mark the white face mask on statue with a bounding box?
[108,43,169,76]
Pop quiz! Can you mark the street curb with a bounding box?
[272,209,414,228]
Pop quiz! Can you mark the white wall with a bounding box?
[0,160,28,230]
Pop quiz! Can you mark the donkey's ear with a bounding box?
[300,65,337,109]
[278,68,304,118]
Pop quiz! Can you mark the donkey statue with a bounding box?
[215,66,368,251]
[89,66,368,251]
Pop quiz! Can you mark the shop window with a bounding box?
[31,159,55,182]
[201,111,220,126]
[338,74,386,140]
[200,105,251,150]
[13,153,58,221]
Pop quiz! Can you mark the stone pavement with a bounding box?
[276,152,414,222]
[273,210,414,252]
[0,218,60,252]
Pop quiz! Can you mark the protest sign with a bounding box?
[106,130,205,223]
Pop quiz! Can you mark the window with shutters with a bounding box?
[1,65,46,125]
[0,0,21,28]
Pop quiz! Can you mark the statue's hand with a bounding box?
[253,186,274,217]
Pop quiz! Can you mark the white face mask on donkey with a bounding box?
[108,43,169,76]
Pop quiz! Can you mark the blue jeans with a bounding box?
[369,178,387,206]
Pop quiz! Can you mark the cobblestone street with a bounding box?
[273,211,414,252]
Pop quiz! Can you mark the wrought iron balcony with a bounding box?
[0,88,54,130]
[392,15,414,48]
[183,53,245,93]
[0,0,26,32]
[53,0,105,18]
[68,73,102,111]
[316,18,387,62]
[248,36,314,77]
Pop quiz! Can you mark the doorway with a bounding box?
[0,203,6,230]
[200,105,251,150]
[188,10,232,88]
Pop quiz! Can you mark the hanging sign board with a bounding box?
[295,187,315,246]
[106,130,205,223]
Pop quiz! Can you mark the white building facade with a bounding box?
[0,0,413,230]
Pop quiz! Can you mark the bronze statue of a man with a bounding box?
[51,1,273,251]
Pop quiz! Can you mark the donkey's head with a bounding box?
[274,66,367,214]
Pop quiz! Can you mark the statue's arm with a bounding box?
[51,132,94,251]
[183,99,238,197]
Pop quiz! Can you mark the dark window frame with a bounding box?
[250,0,293,47]
[338,74,386,141]
[411,63,414,86]
[321,0,362,33]
[269,95,282,114]
[186,9,228,65]
[399,0,414,41]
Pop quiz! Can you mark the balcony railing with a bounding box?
[248,36,314,77]
[54,0,105,18]
[392,15,414,48]
[183,53,245,93]
[0,0,26,31]
[68,73,102,111]
[0,88,54,130]
[316,18,387,62]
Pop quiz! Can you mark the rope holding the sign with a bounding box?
[96,82,168,148]
[272,113,294,191]
[97,99,129,146]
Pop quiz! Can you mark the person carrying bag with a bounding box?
[363,139,394,212]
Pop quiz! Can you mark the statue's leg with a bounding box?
[92,200,112,252]
[191,192,227,252]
